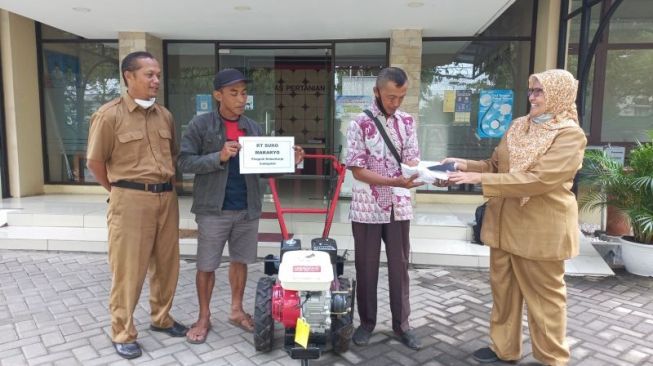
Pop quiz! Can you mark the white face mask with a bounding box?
[532,113,553,124]
[134,98,156,109]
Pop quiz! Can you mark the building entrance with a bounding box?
[219,45,334,202]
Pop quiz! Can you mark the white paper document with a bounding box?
[238,136,295,174]
[401,161,456,183]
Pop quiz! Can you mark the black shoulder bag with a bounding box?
[363,109,402,165]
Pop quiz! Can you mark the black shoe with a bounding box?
[397,329,422,350]
[112,342,142,359]
[352,326,372,346]
[472,347,500,363]
[150,321,188,337]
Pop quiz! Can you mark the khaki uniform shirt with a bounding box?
[87,93,177,183]
[466,125,587,261]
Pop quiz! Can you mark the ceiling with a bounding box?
[0,0,515,40]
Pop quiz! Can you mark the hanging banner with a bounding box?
[477,89,514,138]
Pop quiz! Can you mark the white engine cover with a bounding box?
[278,250,334,291]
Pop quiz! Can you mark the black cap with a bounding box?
[213,68,250,90]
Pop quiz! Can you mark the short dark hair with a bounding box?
[121,51,156,86]
[376,67,408,89]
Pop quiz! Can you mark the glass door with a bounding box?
[218,45,333,202]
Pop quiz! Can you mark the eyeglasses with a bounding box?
[527,88,544,97]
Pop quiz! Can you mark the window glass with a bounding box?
[609,0,653,43]
[566,52,594,134]
[568,2,603,44]
[601,49,653,142]
[334,42,387,161]
[40,23,83,40]
[166,43,216,135]
[570,0,583,14]
[419,40,531,192]
[41,42,120,183]
[166,43,216,194]
[218,47,333,200]
[479,0,534,38]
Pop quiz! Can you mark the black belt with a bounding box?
[111,180,173,193]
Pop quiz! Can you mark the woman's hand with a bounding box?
[441,157,467,171]
[447,171,482,185]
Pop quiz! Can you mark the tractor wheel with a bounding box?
[331,277,354,354]
[254,276,275,352]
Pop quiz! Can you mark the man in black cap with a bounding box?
[178,69,304,343]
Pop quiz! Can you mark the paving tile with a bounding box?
[1,250,653,365]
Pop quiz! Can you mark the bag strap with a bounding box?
[363,109,402,165]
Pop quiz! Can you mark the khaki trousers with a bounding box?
[489,248,570,366]
[107,187,180,343]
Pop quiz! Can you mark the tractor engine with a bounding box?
[276,250,334,333]
[299,291,332,333]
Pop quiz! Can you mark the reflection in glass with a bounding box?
[602,49,653,142]
[218,47,332,200]
[609,0,653,43]
[479,0,534,38]
[41,42,120,183]
[166,43,216,194]
[334,42,387,163]
[568,2,603,44]
[419,40,531,192]
[566,52,594,134]
[40,23,82,40]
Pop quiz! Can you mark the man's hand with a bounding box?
[293,145,305,165]
[441,157,467,171]
[447,171,482,185]
[220,140,241,162]
[391,173,424,189]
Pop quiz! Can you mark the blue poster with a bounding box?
[195,94,212,115]
[455,90,472,112]
[477,89,514,138]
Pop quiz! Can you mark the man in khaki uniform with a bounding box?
[87,51,187,359]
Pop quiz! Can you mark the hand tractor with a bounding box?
[254,154,354,365]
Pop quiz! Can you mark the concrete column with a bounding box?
[389,29,422,124]
[534,0,562,72]
[118,32,164,101]
[0,11,44,197]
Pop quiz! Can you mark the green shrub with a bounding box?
[579,131,653,244]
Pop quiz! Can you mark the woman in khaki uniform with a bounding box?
[443,69,587,366]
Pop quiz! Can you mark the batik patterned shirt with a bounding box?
[345,102,420,224]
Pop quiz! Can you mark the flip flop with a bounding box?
[186,321,212,344]
[228,313,254,333]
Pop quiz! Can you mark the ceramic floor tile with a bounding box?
[0,194,616,277]
[47,240,107,253]
[567,255,614,276]
[7,213,34,226]
[0,238,47,250]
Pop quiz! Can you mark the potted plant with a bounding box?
[579,131,653,276]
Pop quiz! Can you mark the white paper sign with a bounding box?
[239,136,295,174]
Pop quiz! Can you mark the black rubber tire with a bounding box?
[331,277,354,354]
[254,276,275,352]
